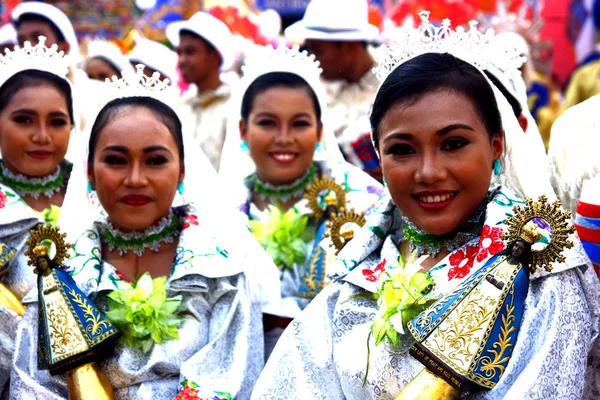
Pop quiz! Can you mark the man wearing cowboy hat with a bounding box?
[285,0,382,181]
[167,12,235,171]
[11,2,107,130]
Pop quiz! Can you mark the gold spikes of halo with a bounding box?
[327,209,367,254]
[502,195,574,273]
[304,176,347,220]
[24,223,71,271]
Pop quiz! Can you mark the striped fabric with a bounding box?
[575,201,600,275]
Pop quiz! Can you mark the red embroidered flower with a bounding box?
[183,214,199,230]
[448,245,478,280]
[174,385,199,399]
[363,259,386,282]
[476,225,505,262]
[0,191,7,209]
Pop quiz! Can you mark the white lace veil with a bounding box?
[219,44,344,183]
[58,66,280,306]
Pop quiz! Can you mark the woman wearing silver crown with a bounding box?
[219,44,383,360]
[251,13,600,399]
[0,37,75,393]
[8,66,266,399]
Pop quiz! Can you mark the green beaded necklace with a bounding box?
[0,162,65,200]
[250,163,317,203]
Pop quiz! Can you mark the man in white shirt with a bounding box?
[167,12,235,171]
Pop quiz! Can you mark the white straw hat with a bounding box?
[11,2,79,58]
[128,39,178,85]
[285,0,379,42]
[166,12,234,71]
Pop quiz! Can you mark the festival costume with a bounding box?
[563,58,600,110]
[85,39,135,78]
[548,93,600,216]
[219,44,383,358]
[168,12,236,171]
[8,66,267,399]
[177,82,232,171]
[251,13,600,400]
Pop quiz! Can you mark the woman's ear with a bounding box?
[179,163,186,184]
[239,119,247,141]
[87,163,95,190]
[316,122,324,143]
[491,133,504,160]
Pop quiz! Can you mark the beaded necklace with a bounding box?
[250,163,317,203]
[0,162,65,200]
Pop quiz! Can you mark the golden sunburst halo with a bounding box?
[24,223,71,269]
[328,209,366,253]
[502,195,574,273]
[304,176,347,220]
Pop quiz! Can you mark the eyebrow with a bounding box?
[101,145,172,154]
[11,109,69,118]
[383,123,475,143]
[253,112,313,119]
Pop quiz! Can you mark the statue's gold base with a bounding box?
[67,362,116,400]
[395,369,460,400]
[0,282,25,316]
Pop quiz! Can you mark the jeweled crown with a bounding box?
[374,11,526,82]
[519,224,542,245]
[242,44,322,88]
[0,37,70,88]
[103,64,181,110]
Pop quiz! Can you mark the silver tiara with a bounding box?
[374,11,525,82]
[0,37,70,88]
[102,64,181,111]
[242,44,323,89]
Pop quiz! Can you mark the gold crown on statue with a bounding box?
[104,64,181,110]
[0,37,70,88]
[519,224,542,244]
[242,44,322,90]
[374,11,526,82]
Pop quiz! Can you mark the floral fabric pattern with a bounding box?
[475,225,505,262]
[447,245,478,280]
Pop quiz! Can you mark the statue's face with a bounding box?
[511,240,527,259]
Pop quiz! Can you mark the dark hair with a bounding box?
[484,70,522,119]
[240,71,321,123]
[502,238,532,264]
[87,97,184,165]
[0,69,74,125]
[14,13,66,43]
[370,53,503,148]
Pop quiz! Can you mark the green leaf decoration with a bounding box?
[249,206,313,270]
[370,253,434,349]
[105,272,184,354]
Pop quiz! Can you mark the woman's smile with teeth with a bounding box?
[270,153,297,161]
[417,192,456,203]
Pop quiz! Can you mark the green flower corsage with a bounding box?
[105,272,184,354]
[249,206,314,270]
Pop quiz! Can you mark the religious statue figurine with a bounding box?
[397,196,574,399]
[25,223,120,400]
[300,176,367,297]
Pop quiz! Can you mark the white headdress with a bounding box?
[219,44,344,183]
[373,11,551,201]
[0,36,71,88]
[58,65,279,306]
[85,40,135,77]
